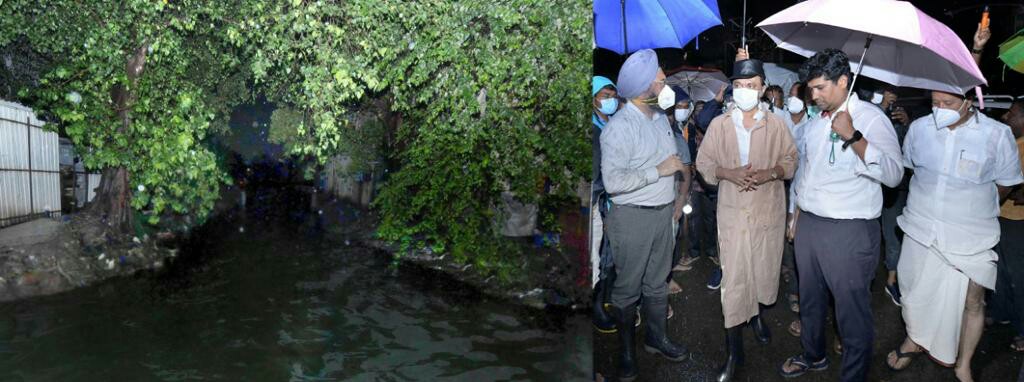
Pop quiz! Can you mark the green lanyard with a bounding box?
[828,131,840,165]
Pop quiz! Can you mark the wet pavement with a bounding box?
[594,254,1023,382]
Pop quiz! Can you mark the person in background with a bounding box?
[601,49,689,381]
[876,86,913,307]
[666,85,694,299]
[992,99,1024,352]
[783,81,809,316]
[779,49,904,381]
[970,21,991,67]
[765,84,787,120]
[696,55,797,382]
[591,75,620,334]
[676,86,727,291]
[886,90,1022,382]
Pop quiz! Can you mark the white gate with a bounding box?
[0,100,61,228]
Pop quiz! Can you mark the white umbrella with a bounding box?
[756,0,985,95]
[763,63,800,93]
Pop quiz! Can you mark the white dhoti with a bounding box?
[591,204,604,287]
[898,235,998,364]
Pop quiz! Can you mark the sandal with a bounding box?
[672,263,693,272]
[885,344,922,371]
[1011,336,1024,352]
[678,255,701,267]
[788,319,801,337]
[668,280,683,295]
[779,354,829,378]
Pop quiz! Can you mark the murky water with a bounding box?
[0,200,590,381]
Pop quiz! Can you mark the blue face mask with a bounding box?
[807,105,821,118]
[599,98,618,116]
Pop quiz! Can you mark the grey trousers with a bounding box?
[607,203,675,309]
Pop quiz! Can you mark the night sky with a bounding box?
[594,0,1024,96]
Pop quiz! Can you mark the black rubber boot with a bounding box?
[641,295,688,361]
[717,326,745,382]
[611,304,639,381]
[592,278,616,333]
[750,305,771,345]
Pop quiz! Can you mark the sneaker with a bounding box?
[885,282,902,307]
[707,268,723,290]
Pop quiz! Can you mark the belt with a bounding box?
[619,202,672,210]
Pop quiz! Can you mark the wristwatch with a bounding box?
[971,47,984,54]
[842,130,863,150]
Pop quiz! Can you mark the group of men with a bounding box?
[590,39,1024,381]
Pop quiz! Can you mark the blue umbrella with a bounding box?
[594,0,722,55]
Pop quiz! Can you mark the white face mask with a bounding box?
[733,88,760,111]
[871,92,884,104]
[657,85,676,110]
[932,101,967,128]
[787,96,805,114]
[674,108,691,123]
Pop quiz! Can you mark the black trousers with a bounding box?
[795,211,880,382]
[993,217,1024,336]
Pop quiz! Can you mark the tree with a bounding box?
[2,0,590,273]
[228,0,591,268]
[0,0,251,232]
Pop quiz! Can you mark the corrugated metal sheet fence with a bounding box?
[0,100,62,228]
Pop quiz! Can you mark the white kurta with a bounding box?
[897,111,1024,364]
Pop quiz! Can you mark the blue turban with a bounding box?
[592,76,616,97]
[616,49,659,99]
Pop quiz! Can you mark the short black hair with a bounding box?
[799,48,853,85]
[792,81,807,102]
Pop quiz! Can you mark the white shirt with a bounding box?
[784,112,808,139]
[897,112,1024,254]
[730,106,765,166]
[787,114,811,213]
[600,102,678,206]
[794,95,904,219]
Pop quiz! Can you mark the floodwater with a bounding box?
[0,189,590,381]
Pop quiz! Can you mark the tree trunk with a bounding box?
[83,43,148,235]
[86,166,131,232]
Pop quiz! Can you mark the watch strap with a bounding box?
[842,130,863,150]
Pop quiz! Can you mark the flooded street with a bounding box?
[0,191,590,381]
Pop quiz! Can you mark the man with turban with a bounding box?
[600,49,688,381]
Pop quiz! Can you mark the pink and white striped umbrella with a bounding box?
[756,0,986,95]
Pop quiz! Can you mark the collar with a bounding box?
[730,104,766,131]
[822,94,861,120]
[593,113,606,129]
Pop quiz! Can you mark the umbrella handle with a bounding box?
[841,36,874,113]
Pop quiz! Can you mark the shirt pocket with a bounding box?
[955,151,988,184]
